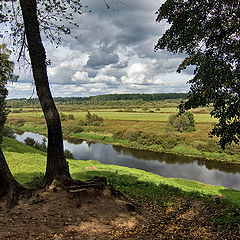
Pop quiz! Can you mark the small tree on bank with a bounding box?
[168,111,195,132]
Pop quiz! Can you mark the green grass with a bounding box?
[9,110,217,123]
[2,137,240,206]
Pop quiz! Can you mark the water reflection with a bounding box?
[14,132,240,190]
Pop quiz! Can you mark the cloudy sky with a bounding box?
[6,0,192,99]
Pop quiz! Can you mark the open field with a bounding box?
[9,108,217,123]
[6,102,240,164]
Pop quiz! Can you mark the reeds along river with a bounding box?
[15,131,240,190]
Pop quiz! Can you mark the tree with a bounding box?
[0,0,85,185]
[168,111,194,132]
[0,44,24,207]
[155,0,240,148]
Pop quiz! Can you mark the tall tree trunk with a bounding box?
[0,147,24,207]
[19,0,71,185]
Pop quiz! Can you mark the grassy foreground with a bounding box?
[3,137,240,207]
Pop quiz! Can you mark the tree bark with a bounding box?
[19,0,71,185]
[0,147,24,207]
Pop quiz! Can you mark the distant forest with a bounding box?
[7,93,187,105]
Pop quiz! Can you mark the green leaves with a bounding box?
[155,0,240,148]
[0,44,17,143]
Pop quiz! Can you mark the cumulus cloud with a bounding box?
[6,0,192,98]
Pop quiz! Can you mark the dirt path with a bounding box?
[0,180,239,240]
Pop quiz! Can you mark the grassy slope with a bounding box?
[2,137,240,206]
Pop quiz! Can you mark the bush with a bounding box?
[77,119,87,126]
[168,114,178,126]
[64,149,75,159]
[173,115,190,132]
[24,137,36,146]
[24,137,47,152]
[85,111,103,126]
[12,109,21,113]
[68,114,74,120]
[125,130,143,142]
[60,112,67,121]
[2,126,15,138]
[184,111,195,127]
[168,112,195,132]
[15,119,26,127]
[113,130,126,139]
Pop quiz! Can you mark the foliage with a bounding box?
[168,111,195,132]
[0,1,88,52]
[78,111,104,126]
[0,44,18,144]
[1,126,16,139]
[64,149,74,159]
[155,0,240,148]
[59,112,75,121]
[24,137,47,152]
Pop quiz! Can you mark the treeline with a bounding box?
[89,93,187,102]
[7,93,187,106]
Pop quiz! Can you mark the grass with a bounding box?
[8,109,217,123]
[7,107,240,164]
[2,137,240,207]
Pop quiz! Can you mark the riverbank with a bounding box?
[2,136,240,238]
[9,122,240,166]
[2,136,240,205]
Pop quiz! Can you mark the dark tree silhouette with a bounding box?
[155,0,240,148]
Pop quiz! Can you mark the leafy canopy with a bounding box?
[0,44,18,143]
[0,0,89,61]
[155,0,240,148]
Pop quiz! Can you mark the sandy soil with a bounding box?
[0,180,239,240]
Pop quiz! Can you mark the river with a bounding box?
[14,131,240,190]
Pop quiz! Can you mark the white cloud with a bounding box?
[5,0,191,98]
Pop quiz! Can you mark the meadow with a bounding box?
[6,99,240,164]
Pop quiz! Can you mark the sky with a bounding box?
[6,0,193,99]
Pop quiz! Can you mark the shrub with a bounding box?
[59,112,67,121]
[168,114,178,126]
[68,114,74,120]
[77,119,87,126]
[168,112,195,132]
[184,111,195,127]
[12,109,21,113]
[125,130,143,142]
[15,119,26,127]
[2,126,15,138]
[173,115,190,132]
[24,137,36,146]
[24,137,47,152]
[64,149,75,159]
[113,130,126,139]
[85,111,103,126]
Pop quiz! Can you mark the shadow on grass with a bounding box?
[13,169,240,207]
[71,170,206,204]
[2,137,46,156]
[219,188,240,205]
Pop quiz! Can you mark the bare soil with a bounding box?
[0,180,239,240]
